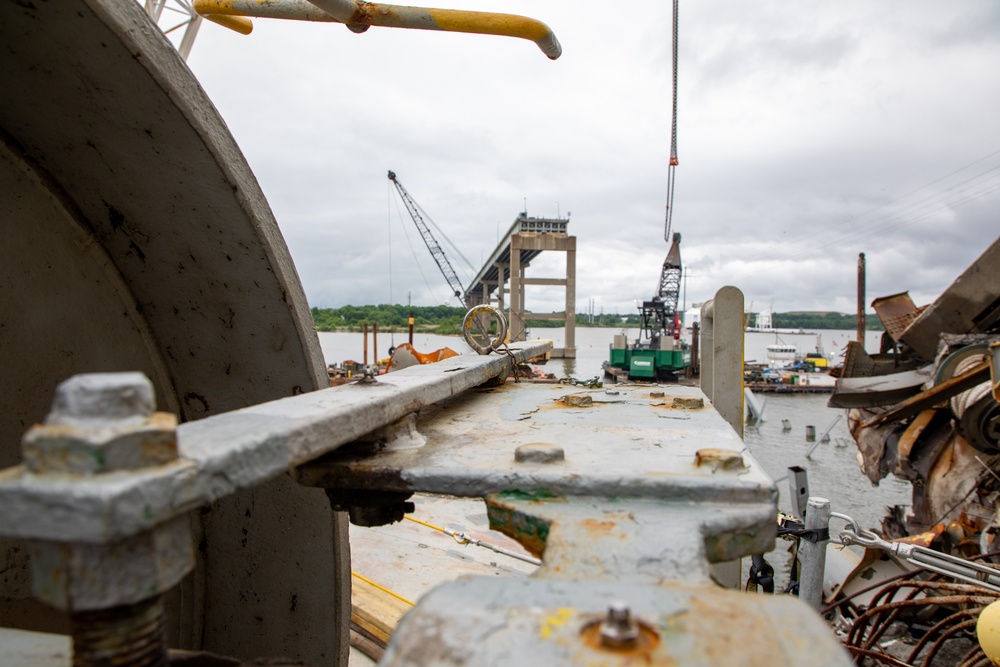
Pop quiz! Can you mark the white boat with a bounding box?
[766,343,799,368]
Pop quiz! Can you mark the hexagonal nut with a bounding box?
[22,412,178,474]
[49,372,155,426]
[28,515,193,611]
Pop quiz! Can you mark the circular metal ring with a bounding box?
[462,305,507,355]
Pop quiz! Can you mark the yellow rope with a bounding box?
[351,571,414,607]
[403,514,448,533]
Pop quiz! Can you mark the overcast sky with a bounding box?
[182,1,1000,315]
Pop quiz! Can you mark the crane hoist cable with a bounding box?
[664,0,679,242]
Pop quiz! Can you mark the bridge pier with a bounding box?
[465,214,575,358]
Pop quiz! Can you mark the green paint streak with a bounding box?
[486,503,551,558]
[495,489,558,502]
[143,505,154,521]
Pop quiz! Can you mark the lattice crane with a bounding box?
[388,171,466,307]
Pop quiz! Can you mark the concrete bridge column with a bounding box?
[509,235,524,340]
[564,236,577,356]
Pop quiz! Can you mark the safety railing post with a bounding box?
[798,497,831,609]
[699,286,744,438]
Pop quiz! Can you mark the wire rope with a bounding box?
[663,0,679,242]
[754,147,1000,261]
[756,161,1000,262]
[412,199,476,280]
[386,177,393,305]
[392,195,442,304]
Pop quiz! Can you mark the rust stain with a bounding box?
[538,397,604,411]
[579,518,617,536]
[685,593,816,661]
[578,619,662,657]
[694,448,745,471]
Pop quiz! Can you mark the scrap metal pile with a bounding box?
[831,237,1000,545]
[828,236,1000,665]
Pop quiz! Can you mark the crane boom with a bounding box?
[388,170,466,307]
[656,232,682,332]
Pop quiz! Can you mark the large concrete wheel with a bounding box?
[0,1,349,663]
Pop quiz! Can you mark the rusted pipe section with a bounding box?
[193,0,563,59]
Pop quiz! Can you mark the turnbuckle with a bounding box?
[834,512,1000,594]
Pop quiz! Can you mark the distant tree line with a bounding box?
[311,305,882,333]
[771,311,883,331]
[311,305,467,334]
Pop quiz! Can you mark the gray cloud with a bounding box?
[186,0,1000,316]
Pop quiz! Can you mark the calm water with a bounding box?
[317,327,909,530]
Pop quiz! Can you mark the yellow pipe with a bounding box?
[203,13,255,34]
[192,0,562,59]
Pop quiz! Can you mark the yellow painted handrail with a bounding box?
[193,0,562,59]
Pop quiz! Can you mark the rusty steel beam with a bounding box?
[862,360,990,429]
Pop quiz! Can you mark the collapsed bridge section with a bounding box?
[465,214,576,358]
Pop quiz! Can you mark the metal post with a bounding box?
[408,312,414,345]
[363,323,369,366]
[787,466,809,519]
[857,253,866,346]
[702,285,744,438]
[689,321,700,377]
[373,322,379,366]
[798,497,831,609]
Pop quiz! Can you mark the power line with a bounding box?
[760,150,1000,261]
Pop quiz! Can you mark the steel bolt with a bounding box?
[18,372,189,667]
[599,601,640,649]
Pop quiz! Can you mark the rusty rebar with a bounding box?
[919,617,978,667]
[845,645,911,667]
[906,607,983,664]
